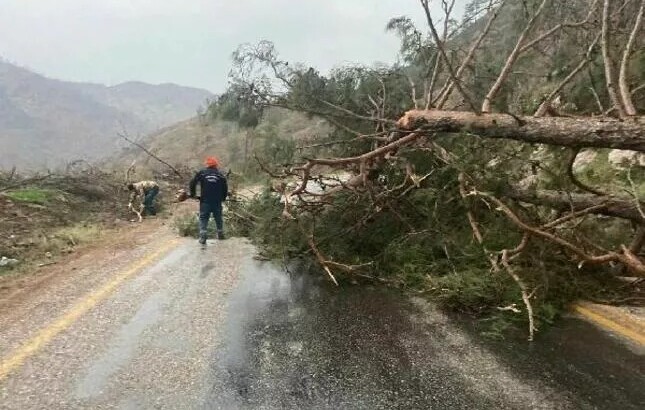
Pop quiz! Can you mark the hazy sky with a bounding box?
[0,1,466,93]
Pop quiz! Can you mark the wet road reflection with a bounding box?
[205,259,644,410]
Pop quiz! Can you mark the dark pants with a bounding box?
[144,186,159,215]
[199,201,223,239]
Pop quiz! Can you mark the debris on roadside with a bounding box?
[37,261,57,268]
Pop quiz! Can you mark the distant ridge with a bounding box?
[0,60,213,169]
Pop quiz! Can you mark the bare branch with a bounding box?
[505,186,644,222]
[542,204,609,229]
[626,166,645,220]
[305,132,423,167]
[482,0,550,113]
[602,0,628,118]
[477,191,645,275]
[458,173,484,243]
[426,53,443,108]
[317,99,396,125]
[497,304,522,313]
[629,225,645,254]
[618,0,645,116]
[534,33,601,117]
[307,233,339,286]
[407,76,419,109]
[254,154,288,179]
[501,249,537,341]
[604,82,645,115]
[420,0,479,113]
[425,0,456,105]
[118,132,183,178]
[589,86,605,113]
[461,175,537,340]
[458,173,501,271]
[518,0,600,54]
[297,132,388,150]
[436,0,507,109]
[125,160,136,183]
[632,83,645,96]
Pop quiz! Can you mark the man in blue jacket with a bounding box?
[189,156,228,244]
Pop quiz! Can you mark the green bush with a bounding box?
[430,268,515,314]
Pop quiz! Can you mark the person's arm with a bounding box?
[222,176,228,201]
[128,187,138,206]
[189,171,201,198]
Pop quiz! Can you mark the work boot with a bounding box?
[198,234,207,245]
[217,231,225,240]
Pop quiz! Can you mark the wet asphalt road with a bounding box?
[0,236,643,409]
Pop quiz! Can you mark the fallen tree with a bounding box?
[219,0,644,340]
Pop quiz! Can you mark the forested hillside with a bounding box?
[211,0,644,339]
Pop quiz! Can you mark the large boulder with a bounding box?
[572,150,597,172]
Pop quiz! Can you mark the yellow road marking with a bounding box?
[573,303,645,346]
[0,239,180,381]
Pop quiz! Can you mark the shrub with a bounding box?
[173,212,203,238]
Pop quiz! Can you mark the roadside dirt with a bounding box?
[0,214,173,309]
[0,197,196,309]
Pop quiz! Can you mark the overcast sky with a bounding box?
[0,1,466,93]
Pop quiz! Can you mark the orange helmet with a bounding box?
[205,156,219,168]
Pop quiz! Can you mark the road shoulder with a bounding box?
[572,301,645,352]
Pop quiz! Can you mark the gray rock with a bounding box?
[572,150,597,172]
[0,256,19,267]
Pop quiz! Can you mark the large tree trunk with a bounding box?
[504,187,644,223]
[397,110,645,151]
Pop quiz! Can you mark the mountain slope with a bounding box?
[0,61,213,169]
[76,81,213,130]
[113,108,331,177]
